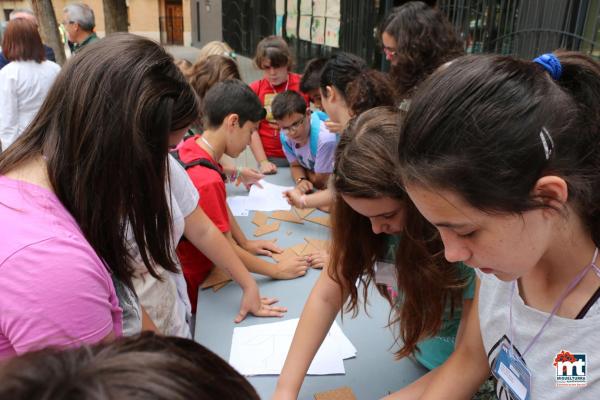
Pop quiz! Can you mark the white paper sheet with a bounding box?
[227,196,250,216]
[246,180,293,211]
[229,318,355,376]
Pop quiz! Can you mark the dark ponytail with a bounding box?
[398,51,600,246]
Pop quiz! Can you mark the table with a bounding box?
[194,169,426,399]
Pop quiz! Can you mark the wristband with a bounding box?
[296,176,309,184]
[300,194,308,209]
[259,159,270,165]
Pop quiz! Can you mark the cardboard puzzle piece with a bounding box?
[271,210,304,224]
[305,215,331,228]
[294,207,316,219]
[201,265,232,290]
[253,221,281,237]
[305,237,331,251]
[314,386,357,400]
[271,248,298,262]
[252,211,269,226]
[290,242,308,255]
[300,242,321,256]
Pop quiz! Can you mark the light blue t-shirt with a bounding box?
[280,111,337,174]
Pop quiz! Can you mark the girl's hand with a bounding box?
[244,239,283,257]
[235,282,287,323]
[273,256,309,279]
[283,188,303,208]
[259,160,277,175]
[307,250,329,269]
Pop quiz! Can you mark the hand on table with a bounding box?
[283,188,304,208]
[324,120,344,134]
[235,282,287,323]
[244,239,283,257]
[273,256,309,280]
[237,167,264,189]
[259,160,277,175]
[306,249,329,269]
[295,179,313,194]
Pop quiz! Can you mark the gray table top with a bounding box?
[194,169,426,400]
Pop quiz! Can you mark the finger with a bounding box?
[265,243,283,253]
[260,297,280,305]
[257,249,272,257]
[254,309,286,318]
[263,305,287,313]
[234,309,247,323]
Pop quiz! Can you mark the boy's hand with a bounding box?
[238,167,264,189]
[283,188,304,208]
[306,249,329,269]
[295,179,313,194]
[273,256,308,279]
[324,120,344,134]
[259,160,277,175]
[235,282,287,323]
[244,239,283,257]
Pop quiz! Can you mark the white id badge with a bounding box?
[492,340,532,400]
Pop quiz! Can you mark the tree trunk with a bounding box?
[103,0,129,34]
[31,0,66,65]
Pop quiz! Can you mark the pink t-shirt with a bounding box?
[0,175,122,359]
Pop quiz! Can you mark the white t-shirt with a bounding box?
[130,155,199,337]
[478,270,600,399]
[0,60,60,150]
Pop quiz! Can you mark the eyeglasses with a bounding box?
[382,46,397,57]
[281,116,306,134]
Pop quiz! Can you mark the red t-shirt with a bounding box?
[250,73,308,158]
[175,136,230,311]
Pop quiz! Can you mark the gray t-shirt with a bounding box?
[478,271,600,399]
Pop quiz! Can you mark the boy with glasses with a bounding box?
[271,90,337,203]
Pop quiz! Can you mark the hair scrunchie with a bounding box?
[533,53,562,80]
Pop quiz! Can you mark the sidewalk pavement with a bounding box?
[164,45,262,84]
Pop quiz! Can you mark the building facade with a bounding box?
[0,0,194,46]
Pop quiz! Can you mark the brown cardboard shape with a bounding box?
[253,221,281,237]
[294,207,316,219]
[314,386,357,400]
[305,215,331,227]
[200,265,232,289]
[271,248,298,262]
[252,211,269,226]
[271,210,304,224]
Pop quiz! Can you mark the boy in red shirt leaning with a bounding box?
[176,80,309,310]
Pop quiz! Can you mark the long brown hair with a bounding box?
[330,107,467,359]
[0,34,200,289]
[2,18,45,62]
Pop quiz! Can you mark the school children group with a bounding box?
[1,1,599,399]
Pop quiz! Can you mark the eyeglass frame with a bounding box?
[280,115,307,134]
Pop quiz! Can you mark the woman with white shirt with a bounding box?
[0,18,59,151]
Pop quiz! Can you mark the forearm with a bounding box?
[311,172,330,190]
[290,164,308,183]
[304,188,334,209]
[382,369,438,400]
[250,131,268,163]
[275,271,345,395]
[227,234,275,278]
[141,305,160,333]
[227,204,248,245]
[184,209,255,289]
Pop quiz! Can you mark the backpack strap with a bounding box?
[170,149,227,182]
[309,111,328,159]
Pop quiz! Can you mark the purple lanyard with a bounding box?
[508,247,599,357]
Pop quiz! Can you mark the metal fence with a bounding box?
[221,0,600,72]
[438,0,600,59]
